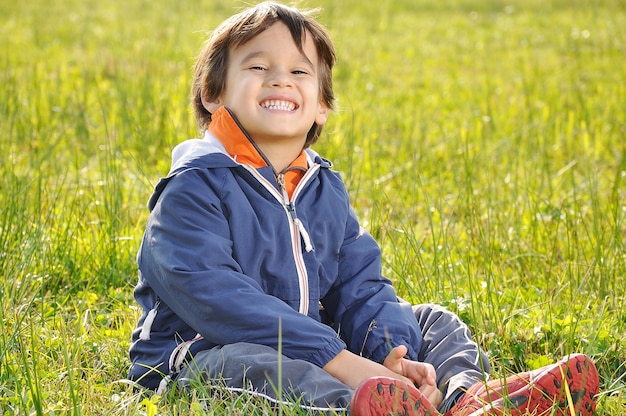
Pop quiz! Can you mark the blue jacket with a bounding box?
[128,126,423,390]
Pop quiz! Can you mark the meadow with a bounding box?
[1,0,624,414]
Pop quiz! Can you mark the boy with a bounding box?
[128,2,599,415]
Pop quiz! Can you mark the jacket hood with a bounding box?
[169,131,332,174]
[148,131,332,211]
[169,133,233,176]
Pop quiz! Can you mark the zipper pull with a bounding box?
[277,173,296,219]
[294,218,313,252]
[277,173,313,252]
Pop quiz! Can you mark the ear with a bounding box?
[201,93,221,114]
[315,102,330,126]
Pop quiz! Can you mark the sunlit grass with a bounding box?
[1,0,624,414]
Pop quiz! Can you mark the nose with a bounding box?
[268,68,292,88]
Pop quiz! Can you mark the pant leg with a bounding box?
[177,342,352,413]
[413,303,490,412]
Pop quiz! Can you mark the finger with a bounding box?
[403,361,437,387]
[383,345,408,372]
[419,384,443,407]
[391,345,407,360]
[421,362,437,385]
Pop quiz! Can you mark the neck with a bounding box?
[255,138,305,173]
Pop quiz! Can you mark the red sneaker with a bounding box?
[350,376,441,416]
[445,353,599,416]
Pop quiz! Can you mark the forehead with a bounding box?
[231,22,318,63]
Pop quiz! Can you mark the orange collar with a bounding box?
[208,106,307,198]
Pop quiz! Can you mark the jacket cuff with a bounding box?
[307,336,347,368]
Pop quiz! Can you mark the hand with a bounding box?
[323,349,413,390]
[383,345,443,407]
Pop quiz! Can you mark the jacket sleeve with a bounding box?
[138,169,346,369]
[321,203,423,364]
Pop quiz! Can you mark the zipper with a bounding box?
[241,165,311,315]
[277,173,313,252]
[225,108,314,316]
[228,107,314,253]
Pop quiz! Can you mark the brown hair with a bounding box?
[191,1,336,147]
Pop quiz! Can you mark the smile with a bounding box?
[260,99,297,112]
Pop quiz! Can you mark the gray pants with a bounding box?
[177,303,490,414]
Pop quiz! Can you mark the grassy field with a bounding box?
[1,0,625,414]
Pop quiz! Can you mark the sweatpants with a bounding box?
[176,303,490,414]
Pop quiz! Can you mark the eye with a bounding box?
[249,65,266,71]
[292,69,309,75]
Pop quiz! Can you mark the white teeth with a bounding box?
[261,100,296,111]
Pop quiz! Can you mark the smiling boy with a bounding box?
[128,2,599,415]
[201,22,329,169]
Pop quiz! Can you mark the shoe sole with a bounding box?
[350,376,440,416]
[469,354,599,416]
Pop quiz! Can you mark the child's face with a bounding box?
[205,22,329,145]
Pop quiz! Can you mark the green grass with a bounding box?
[1,0,624,414]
